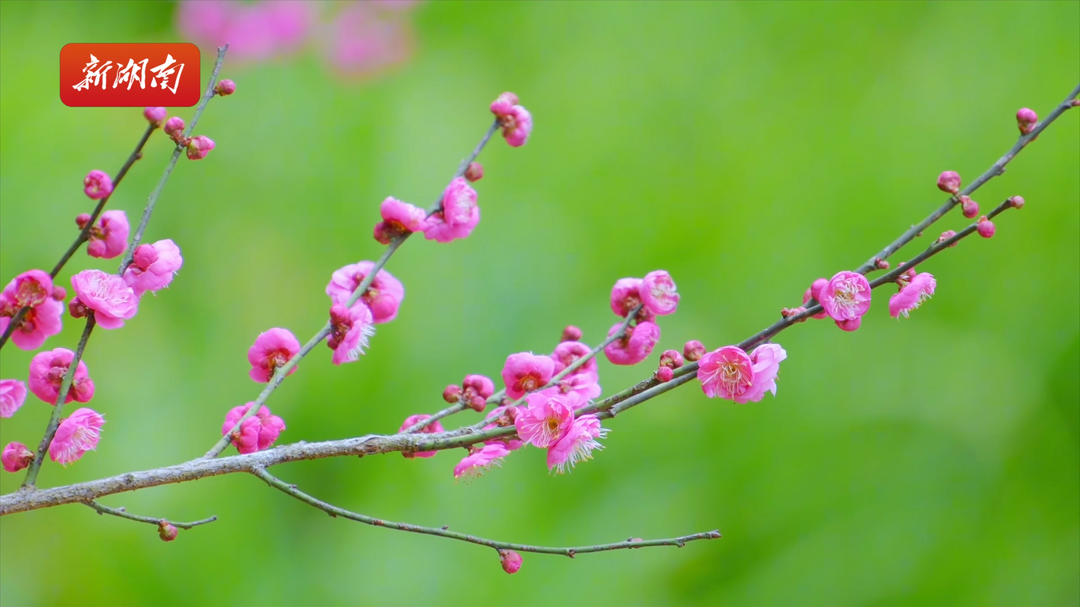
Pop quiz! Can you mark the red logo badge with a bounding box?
[60,43,201,107]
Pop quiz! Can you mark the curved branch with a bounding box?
[86,500,217,529]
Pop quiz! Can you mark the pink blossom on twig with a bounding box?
[398,414,445,459]
[2,442,34,473]
[501,352,555,400]
[86,210,130,260]
[247,328,301,382]
[326,261,405,324]
[0,379,28,418]
[70,270,139,329]
[123,239,184,297]
[28,348,95,405]
[889,272,937,319]
[49,407,105,465]
[222,403,286,454]
[604,321,660,366]
[819,271,871,324]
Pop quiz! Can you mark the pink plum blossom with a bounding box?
[122,239,184,297]
[49,407,105,465]
[28,348,95,405]
[937,171,962,194]
[454,444,510,480]
[83,170,113,199]
[802,278,830,319]
[1,379,28,418]
[977,216,996,238]
[889,273,937,318]
[514,389,579,448]
[552,341,598,378]
[610,277,644,317]
[86,210,130,259]
[164,117,185,140]
[215,79,236,96]
[70,270,139,329]
[4,270,52,308]
[398,414,445,459]
[604,321,660,366]
[464,162,483,182]
[555,372,601,400]
[186,135,215,160]
[499,550,523,574]
[0,296,64,351]
[490,93,532,147]
[656,366,674,382]
[561,325,582,342]
[490,92,519,116]
[373,197,427,244]
[501,352,555,400]
[326,261,405,324]
[177,1,314,64]
[248,328,300,382]
[660,349,684,369]
[547,414,608,474]
[697,346,753,400]
[640,270,679,315]
[960,196,980,219]
[483,406,525,452]
[328,303,376,365]
[819,271,871,322]
[144,106,167,125]
[737,343,787,403]
[683,340,706,362]
[321,2,415,80]
[159,522,179,542]
[462,374,495,412]
[221,403,286,454]
[422,178,480,243]
[2,442,34,473]
[1016,108,1038,135]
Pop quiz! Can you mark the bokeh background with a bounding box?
[1,2,1078,605]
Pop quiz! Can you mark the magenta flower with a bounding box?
[819,271,871,322]
[604,321,660,366]
[547,414,608,474]
[0,297,64,352]
[247,328,300,382]
[462,374,495,412]
[373,197,428,244]
[552,341,598,378]
[889,273,937,319]
[164,117,185,140]
[398,414,445,459]
[937,170,962,194]
[836,317,862,332]
[328,303,376,365]
[70,270,138,329]
[697,346,753,400]
[422,178,480,243]
[737,343,788,404]
[86,210,130,259]
[123,239,184,297]
[177,1,315,64]
[28,348,95,405]
[482,406,525,452]
[4,269,53,308]
[498,549,523,575]
[1016,107,1038,135]
[683,340,706,362]
[49,407,105,465]
[186,135,216,160]
[1,379,28,418]
[490,92,532,147]
[83,170,113,199]
[221,403,286,454]
[501,352,555,400]
[977,216,996,238]
[326,261,405,324]
[801,278,831,319]
[515,389,579,448]
[610,277,644,317]
[453,444,510,481]
[2,442,34,473]
[640,270,679,316]
[556,372,602,400]
[322,1,415,80]
[144,106,167,125]
[215,79,237,96]
[960,196,980,219]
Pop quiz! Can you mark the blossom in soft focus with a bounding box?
[697,346,753,400]
[144,106,167,126]
[247,328,301,382]
[49,407,105,465]
[326,261,405,324]
[464,162,483,182]
[453,444,510,480]
[514,389,579,448]
[186,135,216,160]
[604,321,660,366]
[498,549,523,574]
[1016,108,1038,135]
[373,197,427,244]
[936,170,962,194]
[660,349,684,369]
[640,270,679,316]
[609,277,644,317]
[177,1,315,64]
[320,1,416,80]
[159,522,179,542]
[977,216,996,238]
[85,210,130,259]
[0,379,28,418]
[889,273,937,319]
[123,240,184,297]
[422,178,480,243]
[70,270,139,329]
[960,196,980,219]
[556,372,602,400]
[83,170,113,200]
[656,366,674,382]
[1009,196,1025,209]
[28,348,95,405]
[398,414,445,459]
[490,92,532,147]
[2,442,34,473]
[819,271,871,323]
[221,403,286,454]
[501,352,555,400]
[552,341,598,378]
[547,414,607,474]
[328,303,376,365]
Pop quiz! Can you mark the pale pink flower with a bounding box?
[398,414,445,459]
[640,270,679,315]
[144,106,167,125]
[889,273,937,319]
[422,178,480,243]
[70,270,139,329]
[697,346,753,400]
[248,328,300,382]
[326,261,405,324]
[0,296,64,351]
[86,210,130,259]
[501,352,555,400]
[123,239,184,297]
[2,442,34,473]
[453,444,510,480]
[221,403,286,454]
[177,1,315,64]
[49,407,105,465]
[321,2,415,80]
[186,135,215,160]
[552,341,598,378]
[28,348,95,405]
[328,303,376,365]
[819,271,871,322]
[556,372,601,400]
[604,321,660,366]
[3,269,53,308]
[83,170,113,199]
[483,405,526,452]
[736,343,787,404]
[0,379,28,418]
[373,196,427,244]
[547,414,608,474]
[498,549,523,574]
[515,389,579,448]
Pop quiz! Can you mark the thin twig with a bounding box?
[85,500,218,529]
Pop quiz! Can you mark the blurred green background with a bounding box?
[1,2,1078,605]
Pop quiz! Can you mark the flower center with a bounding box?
[720,361,751,395]
[832,278,864,313]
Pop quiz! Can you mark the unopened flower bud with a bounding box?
[158,521,178,542]
[1016,108,1038,135]
[83,170,113,200]
[464,162,483,182]
[835,317,861,332]
[68,297,88,319]
[76,213,92,229]
[186,135,215,161]
[959,195,979,219]
[215,79,236,96]
[1009,195,1025,209]
[977,216,995,238]
[875,258,890,270]
[51,286,67,301]
[143,106,167,126]
[468,395,486,412]
[659,349,683,369]
[442,384,462,403]
[683,340,706,362]
[655,366,674,382]
[2,442,34,473]
[936,170,962,194]
[498,549,522,574]
[164,117,185,139]
[132,244,159,271]
[937,230,959,248]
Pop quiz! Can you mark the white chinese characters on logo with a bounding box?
[72,54,113,91]
[112,58,149,91]
[72,54,185,94]
[149,54,185,94]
